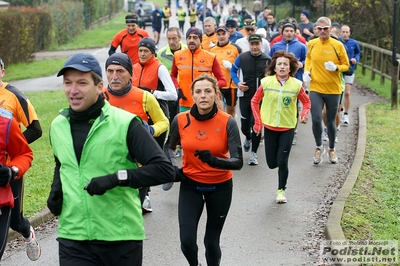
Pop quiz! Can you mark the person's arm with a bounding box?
[125,118,174,187]
[297,87,311,119]
[144,92,170,137]
[23,119,42,144]
[108,45,117,56]
[250,85,264,134]
[230,56,241,86]
[212,57,227,88]
[170,57,180,88]
[6,118,33,179]
[153,65,178,101]
[47,156,63,216]
[193,116,243,170]
[354,41,361,63]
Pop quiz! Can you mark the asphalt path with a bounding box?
[1,3,382,265]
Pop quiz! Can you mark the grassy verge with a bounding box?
[341,68,400,256]
[22,90,67,217]
[48,12,128,51]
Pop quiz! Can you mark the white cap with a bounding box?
[256,28,266,38]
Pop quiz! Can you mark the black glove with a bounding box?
[194,150,217,167]
[177,89,187,100]
[0,164,12,186]
[174,166,187,182]
[47,190,63,216]
[84,174,118,196]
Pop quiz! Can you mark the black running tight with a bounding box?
[263,128,294,190]
[178,179,233,266]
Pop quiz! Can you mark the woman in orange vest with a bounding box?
[164,74,243,266]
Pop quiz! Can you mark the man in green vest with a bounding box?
[47,52,174,265]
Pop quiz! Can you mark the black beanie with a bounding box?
[138,38,156,54]
[105,53,133,76]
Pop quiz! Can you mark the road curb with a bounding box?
[7,207,53,242]
[324,103,369,250]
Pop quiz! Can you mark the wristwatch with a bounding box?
[10,166,19,180]
[117,170,128,182]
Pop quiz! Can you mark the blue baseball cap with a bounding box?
[57,53,102,78]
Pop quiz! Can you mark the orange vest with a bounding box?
[132,56,162,91]
[201,33,218,52]
[178,110,232,184]
[102,87,148,122]
[173,48,216,107]
[210,42,241,89]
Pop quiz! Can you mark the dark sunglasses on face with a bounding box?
[317,26,330,31]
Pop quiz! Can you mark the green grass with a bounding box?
[341,72,400,256]
[48,12,129,50]
[22,90,68,217]
[353,66,400,101]
[5,59,66,81]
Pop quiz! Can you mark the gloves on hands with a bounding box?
[177,89,187,100]
[47,190,63,216]
[302,72,312,83]
[142,121,155,136]
[85,174,119,196]
[324,61,338,72]
[0,164,12,186]
[222,60,232,69]
[194,150,217,167]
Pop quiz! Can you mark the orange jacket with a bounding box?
[0,109,33,208]
[201,33,217,52]
[110,29,149,65]
[170,48,226,108]
[178,110,232,184]
[131,56,162,90]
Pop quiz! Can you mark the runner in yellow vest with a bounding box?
[162,4,171,33]
[189,4,197,27]
[176,6,186,33]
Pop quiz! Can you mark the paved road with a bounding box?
[1,3,382,266]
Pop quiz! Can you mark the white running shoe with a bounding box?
[248,152,258,165]
[322,127,328,141]
[25,226,42,261]
[343,114,349,125]
[276,189,287,203]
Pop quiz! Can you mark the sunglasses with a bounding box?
[317,26,330,31]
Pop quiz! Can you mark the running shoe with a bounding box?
[322,127,328,141]
[243,138,251,152]
[337,125,341,131]
[175,145,182,157]
[328,149,338,164]
[162,182,174,191]
[25,226,42,261]
[343,114,349,125]
[276,189,287,203]
[248,151,258,165]
[313,147,325,165]
[142,196,153,213]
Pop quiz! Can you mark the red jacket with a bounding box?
[0,109,33,208]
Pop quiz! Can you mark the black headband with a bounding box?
[126,18,138,24]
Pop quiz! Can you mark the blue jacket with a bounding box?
[228,31,244,44]
[339,37,361,72]
[269,37,307,81]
